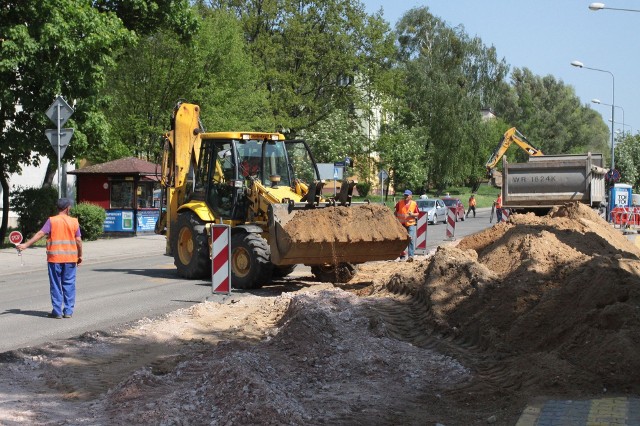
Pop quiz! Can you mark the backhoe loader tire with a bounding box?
[172,212,209,279]
[231,232,272,289]
[311,263,356,284]
[271,264,297,279]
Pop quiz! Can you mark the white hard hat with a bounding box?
[420,194,427,199]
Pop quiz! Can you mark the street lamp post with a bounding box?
[608,120,633,135]
[589,2,640,12]
[592,98,625,135]
[571,60,615,170]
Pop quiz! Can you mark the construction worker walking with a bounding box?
[395,190,419,262]
[495,194,503,222]
[466,194,477,218]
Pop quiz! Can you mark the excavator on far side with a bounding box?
[485,127,544,187]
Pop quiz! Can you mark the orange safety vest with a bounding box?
[395,199,418,227]
[46,215,80,263]
[496,195,502,209]
[469,197,476,207]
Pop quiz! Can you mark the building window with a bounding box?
[137,183,154,208]
[110,181,134,209]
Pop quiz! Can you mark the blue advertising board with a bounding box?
[137,209,159,232]
[104,209,159,233]
[104,210,134,232]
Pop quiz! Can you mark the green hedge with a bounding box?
[11,186,58,237]
[71,203,106,241]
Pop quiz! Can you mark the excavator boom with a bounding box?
[486,127,544,187]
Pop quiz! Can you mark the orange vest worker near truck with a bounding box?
[16,198,83,319]
[395,189,419,262]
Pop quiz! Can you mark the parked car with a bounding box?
[442,197,466,221]
[416,198,447,225]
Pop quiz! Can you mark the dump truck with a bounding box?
[499,153,607,212]
[155,102,408,289]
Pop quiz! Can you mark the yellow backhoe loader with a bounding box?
[486,127,544,187]
[155,103,408,289]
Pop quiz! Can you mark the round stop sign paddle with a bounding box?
[9,231,23,245]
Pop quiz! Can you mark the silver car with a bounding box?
[416,198,447,224]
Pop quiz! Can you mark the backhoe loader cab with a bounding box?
[159,102,409,290]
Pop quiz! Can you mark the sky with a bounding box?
[362,0,640,144]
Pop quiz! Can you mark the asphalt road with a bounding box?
[0,210,496,353]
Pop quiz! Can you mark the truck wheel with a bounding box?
[172,212,209,279]
[271,264,296,279]
[231,232,272,289]
[311,263,356,284]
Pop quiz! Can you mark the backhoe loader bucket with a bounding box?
[268,203,410,266]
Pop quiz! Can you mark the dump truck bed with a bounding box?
[501,154,607,209]
[268,203,409,265]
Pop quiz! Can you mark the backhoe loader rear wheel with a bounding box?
[172,212,209,279]
[311,263,356,284]
[231,232,273,289]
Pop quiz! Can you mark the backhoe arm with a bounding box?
[486,127,543,175]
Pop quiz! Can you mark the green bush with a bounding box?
[12,186,58,237]
[71,203,106,241]
[356,182,371,198]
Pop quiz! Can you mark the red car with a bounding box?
[441,197,466,221]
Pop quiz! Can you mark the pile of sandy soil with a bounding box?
[280,204,408,243]
[1,202,639,425]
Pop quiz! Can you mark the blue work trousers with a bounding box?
[47,262,77,317]
[405,224,416,257]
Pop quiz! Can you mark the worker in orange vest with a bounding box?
[395,189,419,262]
[466,194,477,218]
[495,194,503,222]
[17,198,83,319]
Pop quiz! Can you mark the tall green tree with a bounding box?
[100,8,271,163]
[614,134,640,191]
[217,0,396,135]
[0,0,134,242]
[394,7,509,191]
[494,67,610,157]
[0,0,197,243]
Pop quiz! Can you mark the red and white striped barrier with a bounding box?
[415,211,428,254]
[501,208,510,222]
[211,224,231,294]
[611,206,640,228]
[446,207,456,239]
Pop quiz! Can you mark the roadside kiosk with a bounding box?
[68,157,161,235]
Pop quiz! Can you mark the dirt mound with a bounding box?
[384,202,640,395]
[99,289,469,425]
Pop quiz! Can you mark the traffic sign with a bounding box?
[606,169,621,182]
[45,96,74,127]
[45,128,74,158]
[378,169,389,181]
[9,231,23,245]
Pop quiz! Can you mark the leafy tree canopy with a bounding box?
[218,0,396,134]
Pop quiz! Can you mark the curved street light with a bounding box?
[592,98,625,135]
[589,2,640,12]
[571,60,616,169]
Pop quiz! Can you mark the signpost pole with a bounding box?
[45,96,74,199]
[57,103,62,197]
